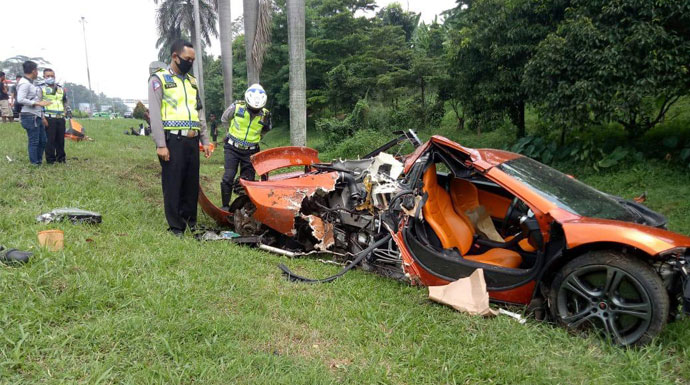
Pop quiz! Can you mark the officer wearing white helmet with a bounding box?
[219,84,272,211]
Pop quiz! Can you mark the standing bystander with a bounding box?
[41,68,68,163]
[10,74,23,122]
[17,61,51,165]
[149,40,211,236]
[0,72,11,123]
[209,113,218,143]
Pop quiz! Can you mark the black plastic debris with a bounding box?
[0,246,31,265]
[36,208,102,225]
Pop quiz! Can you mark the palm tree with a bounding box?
[287,0,306,146]
[217,0,233,108]
[244,0,273,85]
[154,0,218,62]
[244,0,259,84]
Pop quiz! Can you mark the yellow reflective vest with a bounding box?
[152,68,200,130]
[229,102,269,144]
[42,85,65,116]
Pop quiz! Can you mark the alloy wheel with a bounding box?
[556,265,653,345]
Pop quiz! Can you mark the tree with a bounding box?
[217,0,234,108]
[64,82,98,107]
[133,101,148,120]
[154,0,218,62]
[410,21,445,112]
[287,0,307,146]
[244,0,260,84]
[525,0,690,138]
[446,0,568,138]
[378,2,420,42]
[1,56,50,77]
[244,0,273,84]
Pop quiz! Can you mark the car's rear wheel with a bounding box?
[549,251,668,346]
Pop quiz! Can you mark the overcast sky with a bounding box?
[0,0,456,100]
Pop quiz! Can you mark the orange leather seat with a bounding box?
[422,165,522,269]
[450,177,537,253]
[450,179,480,213]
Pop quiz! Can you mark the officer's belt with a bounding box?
[227,135,258,150]
[168,130,199,138]
[44,113,63,118]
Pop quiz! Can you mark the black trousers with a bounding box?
[160,134,200,233]
[221,143,260,196]
[210,125,218,142]
[45,117,66,163]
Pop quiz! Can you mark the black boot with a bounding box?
[221,184,232,212]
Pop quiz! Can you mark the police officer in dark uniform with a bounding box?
[220,84,272,211]
[41,68,68,163]
[148,39,212,236]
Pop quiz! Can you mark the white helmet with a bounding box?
[244,83,267,110]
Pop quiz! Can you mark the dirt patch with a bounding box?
[328,357,353,372]
[116,163,162,205]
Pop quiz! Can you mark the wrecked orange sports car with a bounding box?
[200,130,690,346]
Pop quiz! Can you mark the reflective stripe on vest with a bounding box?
[152,68,200,130]
[229,103,268,144]
[42,86,64,115]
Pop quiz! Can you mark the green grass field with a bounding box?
[1,119,689,384]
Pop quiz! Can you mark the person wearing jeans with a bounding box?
[16,61,50,165]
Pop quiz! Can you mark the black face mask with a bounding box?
[176,56,194,75]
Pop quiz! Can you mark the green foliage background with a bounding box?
[199,0,689,172]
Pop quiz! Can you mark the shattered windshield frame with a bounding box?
[499,157,636,221]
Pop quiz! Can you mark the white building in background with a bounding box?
[78,103,91,113]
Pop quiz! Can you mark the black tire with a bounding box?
[549,250,669,346]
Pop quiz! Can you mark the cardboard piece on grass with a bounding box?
[428,268,498,316]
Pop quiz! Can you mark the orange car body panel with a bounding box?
[251,146,320,177]
[241,172,339,235]
[198,184,232,226]
[394,223,537,305]
[557,215,690,256]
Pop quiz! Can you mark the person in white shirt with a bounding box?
[16,61,51,165]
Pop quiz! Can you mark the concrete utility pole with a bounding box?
[79,16,94,112]
[192,0,206,120]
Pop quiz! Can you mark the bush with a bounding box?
[133,101,147,121]
[320,129,395,161]
[316,99,371,147]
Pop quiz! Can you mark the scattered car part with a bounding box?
[278,235,392,283]
[37,208,102,225]
[260,244,297,258]
[498,308,527,324]
[0,246,31,265]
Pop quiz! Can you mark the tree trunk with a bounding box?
[287,0,307,146]
[244,0,259,84]
[218,0,233,108]
[191,0,206,121]
[510,100,525,138]
[450,101,464,131]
